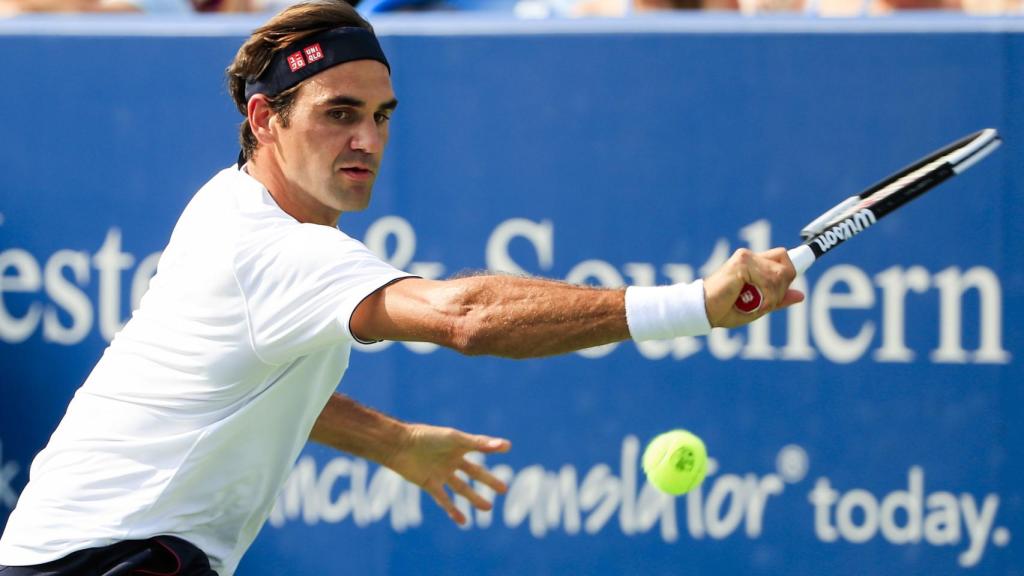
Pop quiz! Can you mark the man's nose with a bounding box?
[350,118,384,154]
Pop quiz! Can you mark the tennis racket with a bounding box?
[735,128,1002,313]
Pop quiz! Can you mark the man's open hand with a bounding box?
[385,423,511,525]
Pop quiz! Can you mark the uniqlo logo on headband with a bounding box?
[303,43,324,64]
[287,51,306,72]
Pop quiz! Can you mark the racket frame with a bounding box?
[735,128,1002,313]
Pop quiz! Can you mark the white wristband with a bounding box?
[624,280,712,341]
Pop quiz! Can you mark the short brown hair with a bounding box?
[226,0,374,162]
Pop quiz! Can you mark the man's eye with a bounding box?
[329,110,351,121]
[374,113,391,125]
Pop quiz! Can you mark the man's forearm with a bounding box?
[309,392,408,465]
[444,276,631,358]
[357,275,631,359]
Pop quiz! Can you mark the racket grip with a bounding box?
[734,245,815,314]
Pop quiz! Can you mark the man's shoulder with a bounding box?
[195,165,259,205]
[180,166,378,268]
[157,166,257,269]
[238,221,374,273]
[180,166,285,232]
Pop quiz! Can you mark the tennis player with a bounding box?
[0,2,802,574]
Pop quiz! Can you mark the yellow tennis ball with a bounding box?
[642,429,708,495]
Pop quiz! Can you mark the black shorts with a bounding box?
[0,535,217,576]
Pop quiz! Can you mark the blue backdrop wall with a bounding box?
[0,15,1021,575]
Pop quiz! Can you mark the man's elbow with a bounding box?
[428,279,528,358]
[428,281,487,356]
[447,317,489,356]
[448,318,539,359]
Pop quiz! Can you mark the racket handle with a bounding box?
[734,245,816,314]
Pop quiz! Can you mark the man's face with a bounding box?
[271,60,396,220]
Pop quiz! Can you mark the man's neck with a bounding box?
[245,156,340,227]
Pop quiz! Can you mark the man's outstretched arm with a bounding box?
[350,247,803,358]
[310,392,511,524]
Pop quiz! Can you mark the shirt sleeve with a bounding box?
[234,223,413,365]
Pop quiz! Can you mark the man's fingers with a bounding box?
[763,246,792,264]
[448,473,493,511]
[459,459,508,494]
[708,247,804,326]
[426,482,466,525]
[779,288,805,309]
[469,435,511,453]
[745,255,796,311]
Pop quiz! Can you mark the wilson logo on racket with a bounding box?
[810,208,877,253]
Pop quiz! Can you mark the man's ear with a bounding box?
[247,94,277,147]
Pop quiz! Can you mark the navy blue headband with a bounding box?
[244,27,390,102]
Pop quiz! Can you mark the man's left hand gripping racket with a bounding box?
[736,128,1002,313]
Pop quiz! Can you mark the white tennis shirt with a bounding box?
[0,166,411,575]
